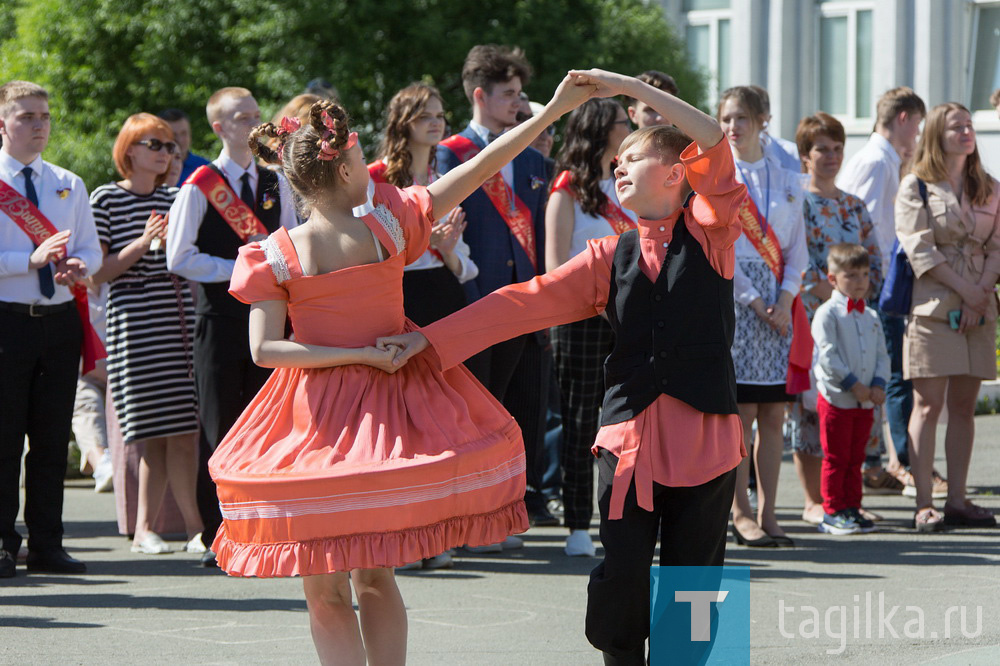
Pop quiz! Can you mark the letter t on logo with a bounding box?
[675,590,729,641]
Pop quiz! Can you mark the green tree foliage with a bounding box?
[0,0,705,188]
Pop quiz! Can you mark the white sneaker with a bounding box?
[93,451,113,493]
[184,533,207,554]
[131,533,172,554]
[501,535,524,550]
[565,529,596,557]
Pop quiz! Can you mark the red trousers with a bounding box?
[817,393,874,514]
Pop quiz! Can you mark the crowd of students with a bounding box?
[2,44,1000,664]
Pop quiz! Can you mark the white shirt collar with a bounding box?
[216,151,257,183]
[468,121,497,145]
[0,150,44,184]
[867,133,901,169]
[828,288,862,313]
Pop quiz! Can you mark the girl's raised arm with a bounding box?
[426,74,595,217]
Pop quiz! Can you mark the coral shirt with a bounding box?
[421,138,748,519]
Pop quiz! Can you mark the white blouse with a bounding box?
[732,153,809,305]
[565,177,637,258]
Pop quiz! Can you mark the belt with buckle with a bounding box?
[0,300,76,317]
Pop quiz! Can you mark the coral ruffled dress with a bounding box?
[208,183,528,577]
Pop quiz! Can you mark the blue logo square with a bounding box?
[650,566,753,665]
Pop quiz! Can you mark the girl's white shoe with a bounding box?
[185,533,207,554]
[565,529,596,557]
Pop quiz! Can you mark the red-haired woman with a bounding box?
[896,103,1000,532]
[90,113,202,555]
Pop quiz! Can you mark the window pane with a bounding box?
[686,23,711,78]
[820,16,848,115]
[718,19,731,92]
[971,7,1000,110]
[683,0,730,10]
[855,10,873,117]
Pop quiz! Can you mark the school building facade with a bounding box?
[657,0,1000,174]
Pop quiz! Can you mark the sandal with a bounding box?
[943,500,997,528]
[913,507,945,533]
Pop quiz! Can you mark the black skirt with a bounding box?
[736,383,793,404]
[402,265,468,326]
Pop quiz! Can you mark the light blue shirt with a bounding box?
[811,289,890,408]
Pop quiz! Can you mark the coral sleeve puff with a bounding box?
[228,242,289,304]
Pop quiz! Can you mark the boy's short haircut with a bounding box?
[618,125,692,166]
[826,243,870,274]
[795,112,845,158]
[157,108,190,123]
[627,70,679,105]
[875,86,926,129]
[990,88,1000,109]
[461,44,532,104]
[206,87,253,124]
[0,80,49,116]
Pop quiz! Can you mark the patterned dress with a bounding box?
[91,184,198,443]
[786,189,885,456]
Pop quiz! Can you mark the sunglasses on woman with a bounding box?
[135,138,178,154]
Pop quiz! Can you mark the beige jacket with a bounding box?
[895,173,1000,321]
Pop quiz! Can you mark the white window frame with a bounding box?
[685,8,732,108]
[967,0,1000,131]
[815,1,876,129]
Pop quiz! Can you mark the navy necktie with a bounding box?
[486,131,500,144]
[240,173,255,210]
[23,166,55,298]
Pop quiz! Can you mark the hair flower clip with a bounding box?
[318,140,340,161]
[278,115,301,136]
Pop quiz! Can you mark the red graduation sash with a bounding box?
[737,196,813,394]
[551,171,636,236]
[186,165,268,242]
[440,134,537,269]
[0,179,106,374]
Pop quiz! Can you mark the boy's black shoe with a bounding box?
[0,549,15,578]
[25,548,86,574]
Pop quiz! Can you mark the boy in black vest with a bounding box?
[166,87,297,566]
[379,69,748,664]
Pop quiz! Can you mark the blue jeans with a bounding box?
[877,311,913,467]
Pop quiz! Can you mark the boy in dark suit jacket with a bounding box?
[437,44,555,530]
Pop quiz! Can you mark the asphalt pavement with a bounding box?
[2,417,999,665]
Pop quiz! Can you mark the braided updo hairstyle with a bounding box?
[248,100,353,203]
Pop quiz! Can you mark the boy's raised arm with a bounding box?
[427,74,595,217]
[569,69,723,150]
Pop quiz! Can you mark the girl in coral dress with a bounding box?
[208,78,593,664]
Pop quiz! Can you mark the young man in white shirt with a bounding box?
[166,87,297,566]
[836,86,926,495]
[0,80,102,577]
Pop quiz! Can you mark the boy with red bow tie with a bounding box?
[812,243,890,535]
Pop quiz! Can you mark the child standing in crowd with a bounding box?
[380,68,747,665]
[208,76,593,664]
[625,70,678,128]
[811,243,889,535]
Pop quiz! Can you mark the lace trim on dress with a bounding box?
[260,237,292,284]
[370,203,405,255]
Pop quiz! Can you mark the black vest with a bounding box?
[601,211,738,425]
[195,165,283,318]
